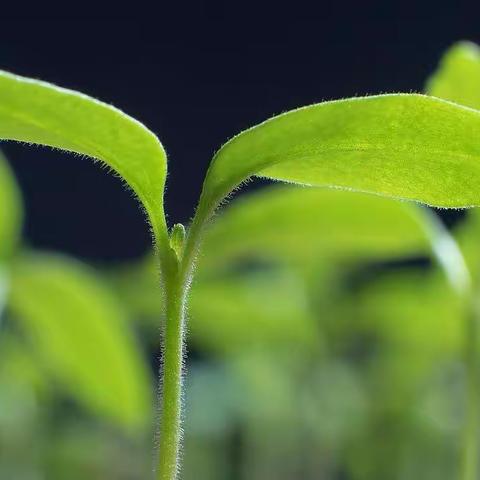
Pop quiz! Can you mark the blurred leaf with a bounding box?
[355,270,464,357]
[427,41,480,110]
[197,94,480,234]
[106,255,162,323]
[0,150,22,261]
[0,70,169,254]
[189,270,320,356]
[185,363,241,437]
[0,333,46,395]
[202,186,435,267]
[45,421,150,480]
[426,42,480,282]
[109,258,320,356]
[0,150,22,317]
[305,361,368,446]
[8,252,152,431]
[454,212,480,282]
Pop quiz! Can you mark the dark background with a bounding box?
[2,8,479,262]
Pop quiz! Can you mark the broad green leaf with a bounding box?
[0,71,168,255]
[8,252,152,431]
[426,41,480,110]
[0,150,22,261]
[196,94,480,231]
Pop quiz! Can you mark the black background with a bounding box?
[2,8,479,261]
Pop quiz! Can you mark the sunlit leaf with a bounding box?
[427,41,480,110]
[196,94,480,232]
[0,71,168,256]
[8,252,152,431]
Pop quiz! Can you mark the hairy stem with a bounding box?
[157,263,186,480]
[462,302,480,480]
[156,220,203,480]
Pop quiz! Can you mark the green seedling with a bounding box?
[2,63,480,479]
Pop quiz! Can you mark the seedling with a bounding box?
[2,61,480,479]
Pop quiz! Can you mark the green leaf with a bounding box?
[189,270,319,356]
[425,41,480,283]
[202,186,432,266]
[354,270,464,356]
[453,210,480,282]
[201,185,469,294]
[426,41,480,110]
[8,252,152,431]
[196,94,480,231]
[0,71,168,257]
[0,150,22,261]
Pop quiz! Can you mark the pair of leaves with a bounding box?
[1,42,480,433]
[2,69,480,277]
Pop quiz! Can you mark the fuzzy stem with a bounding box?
[156,263,186,480]
[155,217,204,479]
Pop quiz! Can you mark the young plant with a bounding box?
[2,70,480,479]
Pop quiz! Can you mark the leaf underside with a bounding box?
[0,70,168,251]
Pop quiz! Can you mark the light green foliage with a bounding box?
[8,252,152,431]
[189,270,319,355]
[0,71,168,252]
[110,184,466,357]
[427,42,480,110]
[0,150,22,261]
[110,260,319,355]
[0,150,23,315]
[454,213,480,283]
[2,56,480,480]
[197,94,480,227]
[355,271,464,358]
[202,186,438,266]
[426,41,480,282]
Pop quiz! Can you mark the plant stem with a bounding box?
[157,262,186,480]
[156,219,205,480]
[462,302,480,480]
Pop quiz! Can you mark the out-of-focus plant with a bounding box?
[425,41,480,480]
[1,54,480,479]
[0,149,154,478]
